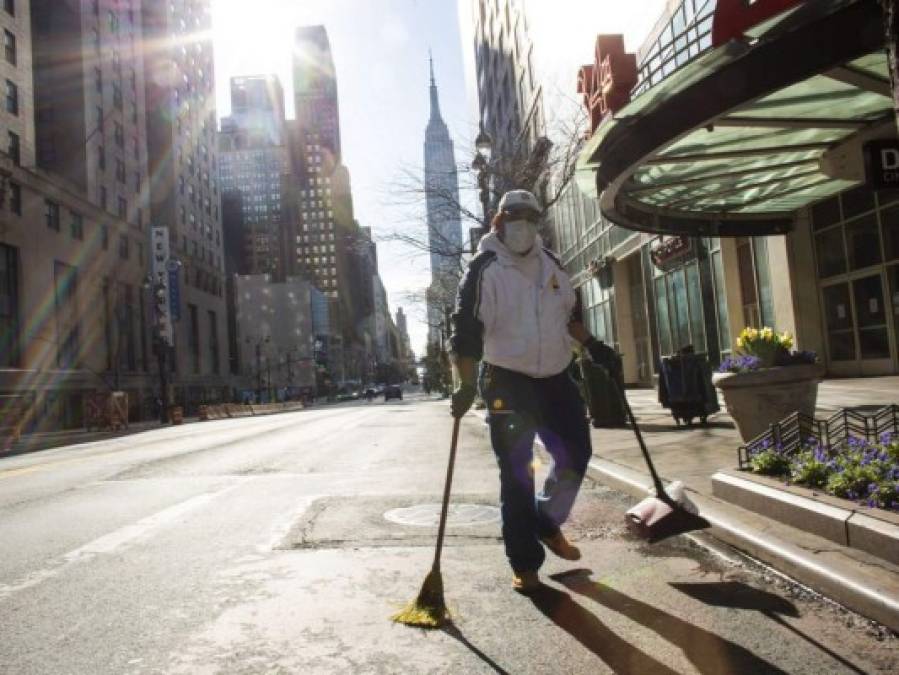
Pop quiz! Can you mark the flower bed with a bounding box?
[747,432,899,512]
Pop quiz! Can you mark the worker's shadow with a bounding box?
[543,569,791,675]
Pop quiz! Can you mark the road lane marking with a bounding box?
[0,485,238,601]
[260,495,321,552]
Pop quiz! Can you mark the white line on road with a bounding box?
[0,484,239,602]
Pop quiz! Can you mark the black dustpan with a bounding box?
[608,376,710,543]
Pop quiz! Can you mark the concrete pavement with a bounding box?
[579,376,899,632]
[0,395,895,673]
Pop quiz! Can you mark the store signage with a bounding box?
[578,35,637,137]
[863,140,899,188]
[151,226,174,346]
[712,0,803,47]
[650,236,693,271]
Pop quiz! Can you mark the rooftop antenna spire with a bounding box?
[429,49,435,86]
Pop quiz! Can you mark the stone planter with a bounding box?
[712,363,825,442]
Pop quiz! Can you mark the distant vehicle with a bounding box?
[384,385,403,401]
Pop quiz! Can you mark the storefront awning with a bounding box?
[576,0,894,237]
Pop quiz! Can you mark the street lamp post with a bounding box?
[248,335,270,402]
[471,125,494,254]
[143,275,169,424]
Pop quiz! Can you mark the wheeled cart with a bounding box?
[658,347,720,426]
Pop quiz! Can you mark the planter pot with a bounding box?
[712,364,825,442]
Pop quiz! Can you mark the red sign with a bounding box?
[712,0,803,46]
[650,237,693,270]
[578,35,637,137]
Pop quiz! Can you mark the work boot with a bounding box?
[511,570,540,594]
[540,531,581,561]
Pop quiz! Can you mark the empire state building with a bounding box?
[423,56,463,345]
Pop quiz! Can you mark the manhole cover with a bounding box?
[384,503,501,527]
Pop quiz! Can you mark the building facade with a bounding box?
[218,75,289,278]
[423,57,463,346]
[142,0,229,408]
[570,0,899,380]
[2,0,159,430]
[233,273,315,400]
[289,26,374,384]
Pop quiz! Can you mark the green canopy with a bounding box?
[576,0,893,236]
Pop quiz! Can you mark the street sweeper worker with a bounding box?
[448,189,616,594]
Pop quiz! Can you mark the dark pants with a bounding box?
[479,363,593,572]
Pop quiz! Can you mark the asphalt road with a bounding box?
[0,394,895,674]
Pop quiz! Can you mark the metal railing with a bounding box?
[738,405,899,469]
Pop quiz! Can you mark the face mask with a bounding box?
[503,219,537,255]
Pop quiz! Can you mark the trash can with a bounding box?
[578,353,627,428]
[169,406,184,425]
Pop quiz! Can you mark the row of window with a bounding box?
[42,197,142,263]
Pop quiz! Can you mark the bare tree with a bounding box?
[381,108,588,275]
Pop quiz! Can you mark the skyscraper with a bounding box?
[290,25,372,382]
[423,56,462,345]
[219,75,289,277]
[142,0,228,402]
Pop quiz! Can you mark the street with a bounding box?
[0,396,895,674]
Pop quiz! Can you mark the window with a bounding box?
[114,122,124,147]
[0,243,18,367]
[94,66,102,93]
[70,212,83,240]
[118,196,127,219]
[5,79,17,115]
[3,0,13,17]
[113,83,122,110]
[98,145,106,171]
[8,181,20,215]
[99,186,107,210]
[118,234,129,259]
[7,131,18,165]
[4,30,15,65]
[45,200,60,231]
[53,261,79,368]
[115,159,125,183]
[208,310,219,374]
[188,304,200,373]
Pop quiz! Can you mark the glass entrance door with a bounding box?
[821,272,896,376]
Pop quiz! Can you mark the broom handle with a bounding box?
[432,416,461,572]
[608,371,669,501]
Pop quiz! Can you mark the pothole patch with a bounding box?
[384,503,500,528]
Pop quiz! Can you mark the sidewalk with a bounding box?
[584,376,899,632]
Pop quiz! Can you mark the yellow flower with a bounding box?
[761,327,774,341]
[736,336,744,348]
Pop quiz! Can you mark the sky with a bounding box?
[212,0,667,356]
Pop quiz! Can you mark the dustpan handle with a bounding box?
[432,416,461,571]
[607,368,670,501]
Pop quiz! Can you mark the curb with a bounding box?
[585,457,899,633]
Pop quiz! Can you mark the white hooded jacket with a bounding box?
[449,232,576,378]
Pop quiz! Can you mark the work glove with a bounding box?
[585,337,619,373]
[450,383,477,419]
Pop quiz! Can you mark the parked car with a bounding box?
[384,385,403,401]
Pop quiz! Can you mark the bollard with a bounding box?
[198,405,209,421]
[170,406,184,425]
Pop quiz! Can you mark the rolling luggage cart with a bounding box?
[658,346,719,426]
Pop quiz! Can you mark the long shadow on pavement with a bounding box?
[528,584,679,675]
[670,582,868,675]
[441,624,511,675]
[551,570,788,674]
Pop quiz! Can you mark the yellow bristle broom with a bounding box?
[391,417,461,628]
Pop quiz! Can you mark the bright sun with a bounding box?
[212,0,312,114]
